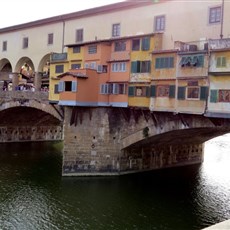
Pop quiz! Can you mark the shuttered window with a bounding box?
[141,37,150,51]
[128,86,135,96]
[200,86,208,100]
[150,85,156,97]
[210,90,218,103]
[178,86,186,100]
[155,57,174,69]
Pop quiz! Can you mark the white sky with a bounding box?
[0,0,125,29]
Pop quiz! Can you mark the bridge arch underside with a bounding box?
[0,107,63,142]
[121,127,230,173]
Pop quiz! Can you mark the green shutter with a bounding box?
[150,85,156,97]
[222,57,226,67]
[169,57,174,68]
[155,58,160,69]
[198,55,204,67]
[169,85,175,98]
[177,86,186,100]
[141,37,150,51]
[128,86,135,96]
[216,57,221,67]
[147,61,151,73]
[131,61,137,73]
[210,90,218,103]
[200,86,208,100]
[146,86,150,97]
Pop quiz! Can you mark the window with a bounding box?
[112,62,126,72]
[136,86,148,97]
[2,41,7,51]
[157,85,169,97]
[155,15,165,32]
[112,23,120,37]
[88,45,97,54]
[155,57,174,69]
[132,39,140,51]
[114,41,126,51]
[141,37,150,51]
[73,46,81,53]
[180,55,204,67]
[97,65,107,73]
[76,29,83,42]
[48,33,53,45]
[131,61,151,73]
[186,81,199,100]
[59,81,77,92]
[100,84,109,94]
[216,56,226,67]
[209,6,221,24]
[89,62,97,70]
[71,63,81,69]
[219,90,230,102]
[112,83,126,94]
[55,65,64,73]
[23,37,29,49]
[54,84,59,94]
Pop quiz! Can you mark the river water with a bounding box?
[0,136,230,230]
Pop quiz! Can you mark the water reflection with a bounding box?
[193,135,230,227]
[0,137,229,229]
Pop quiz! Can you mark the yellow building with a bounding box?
[206,39,230,118]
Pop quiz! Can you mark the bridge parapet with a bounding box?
[0,90,49,103]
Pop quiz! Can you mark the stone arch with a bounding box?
[15,57,35,73]
[0,58,12,82]
[0,58,12,72]
[36,54,51,90]
[0,100,63,122]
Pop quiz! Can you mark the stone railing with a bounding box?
[0,90,49,103]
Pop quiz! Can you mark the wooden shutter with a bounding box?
[146,86,150,97]
[210,90,218,103]
[131,61,137,73]
[141,37,150,51]
[177,86,186,100]
[200,86,208,100]
[128,86,135,96]
[150,85,156,97]
[58,81,64,92]
[169,85,175,98]
[71,81,77,92]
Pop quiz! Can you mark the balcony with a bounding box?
[208,38,230,50]
[51,53,68,63]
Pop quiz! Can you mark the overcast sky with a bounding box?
[0,0,124,28]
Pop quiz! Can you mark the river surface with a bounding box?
[0,136,230,230]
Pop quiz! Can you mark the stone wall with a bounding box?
[62,107,204,176]
[0,126,63,142]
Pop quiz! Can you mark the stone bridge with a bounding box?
[1,91,230,176]
[62,107,230,176]
[0,91,63,142]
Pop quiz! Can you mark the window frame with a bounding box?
[2,41,7,51]
[22,37,29,49]
[76,28,84,42]
[112,23,120,37]
[209,6,222,24]
[88,45,97,54]
[154,15,165,32]
[55,65,64,73]
[48,33,54,45]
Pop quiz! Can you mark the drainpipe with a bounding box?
[220,0,224,39]
[62,19,65,53]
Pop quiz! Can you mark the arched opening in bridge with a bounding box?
[38,54,51,91]
[0,106,63,142]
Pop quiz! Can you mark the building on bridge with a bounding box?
[1,0,230,176]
